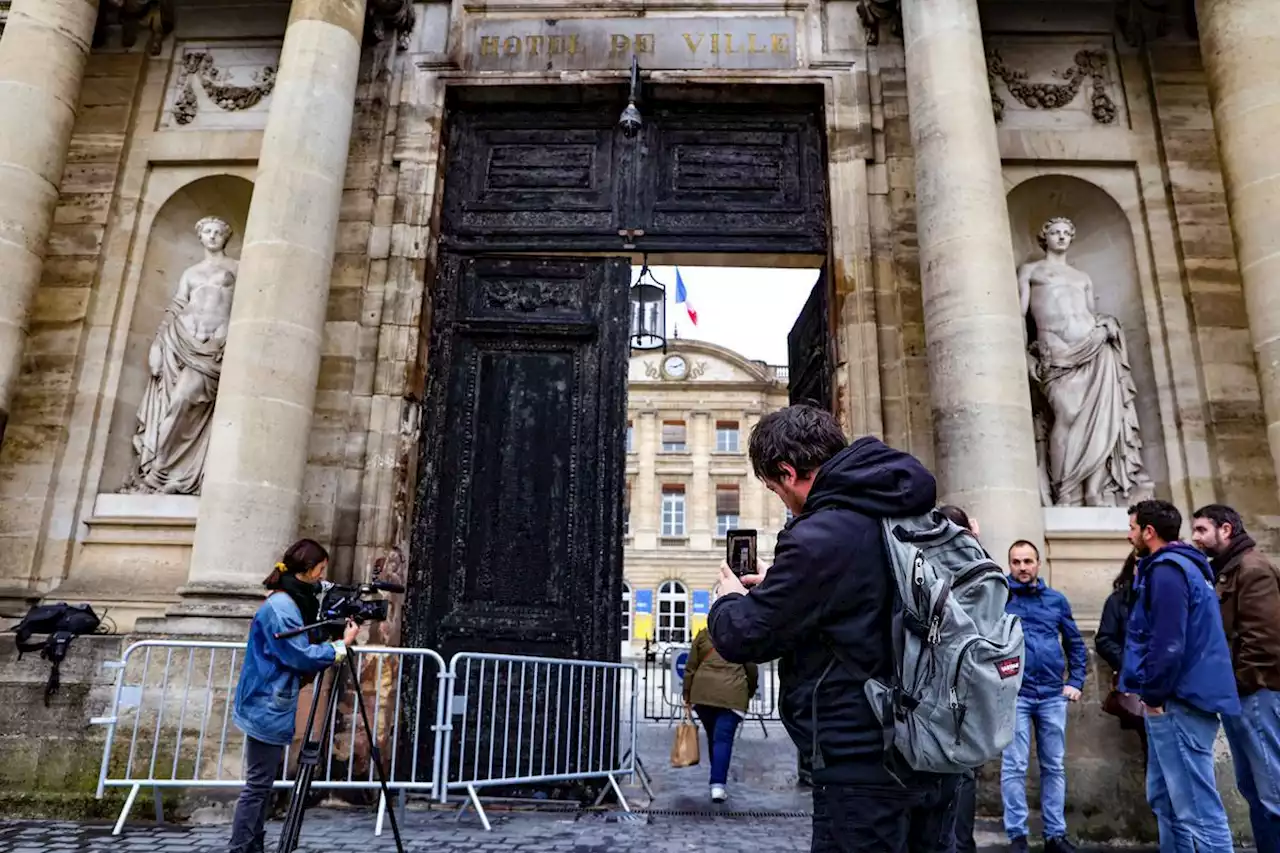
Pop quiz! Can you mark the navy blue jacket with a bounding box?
[708,437,937,783]
[1005,577,1087,700]
[1119,542,1240,715]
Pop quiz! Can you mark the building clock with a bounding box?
[661,354,689,380]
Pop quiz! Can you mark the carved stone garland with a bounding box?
[171,52,277,126]
[986,48,1118,125]
[366,0,416,51]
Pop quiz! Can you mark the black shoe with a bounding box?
[1045,836,1077,853]
[1008,837,1029,853]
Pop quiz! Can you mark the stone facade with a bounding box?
[0,0,1276,841]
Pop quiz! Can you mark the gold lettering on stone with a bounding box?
[710,33,720,53]
[683,33,704,53]
[480,35,500,56]
[525,35,545,55]
[635,33,655,54]
[772,33,789,53]
[724,33,739,54]
[504,36,522,56]
[748,33,767,54]
[611,34,630,55]
[567,34,579,55]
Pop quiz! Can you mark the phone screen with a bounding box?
[725,529,758,578]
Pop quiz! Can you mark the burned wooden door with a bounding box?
[787,266,833,410]
[407,253,630,664]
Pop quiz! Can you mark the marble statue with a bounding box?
[123,216,237,495]
[1018,217,1148,507]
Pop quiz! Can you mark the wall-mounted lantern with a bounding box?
[629,256,666,351]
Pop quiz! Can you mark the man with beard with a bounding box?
[1122,499,1239,852]
[708,405,959,852]
[1191,504,1280,853]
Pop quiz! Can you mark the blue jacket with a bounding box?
[1005,577,1087,700]
[1119,542,1240,715]
[232,593,344,746]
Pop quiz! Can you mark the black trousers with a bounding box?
[950,772,977,853]
[811,774,962,853]
[228,735,285,853]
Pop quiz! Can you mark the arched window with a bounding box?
[657,580,689,644]
[621,582,633,643]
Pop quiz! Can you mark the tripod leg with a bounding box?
[276,665,346,853]
[343,652,406,853]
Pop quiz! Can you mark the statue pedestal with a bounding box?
[1042,506,1132,630]
[50,493,199,632]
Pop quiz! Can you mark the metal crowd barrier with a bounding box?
[639,643,781,730]
[91,640,448,836]
[90,641,640,835]
[439,652,640,830]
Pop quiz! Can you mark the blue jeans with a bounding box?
[693,705,741,786]
[1001,694,1068,840]
[1146,700,1235,853]
[1223,689,1280,853]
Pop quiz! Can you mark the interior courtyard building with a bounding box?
[0,0,1276,840]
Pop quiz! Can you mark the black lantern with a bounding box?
[629,257,666,351]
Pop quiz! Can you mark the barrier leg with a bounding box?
[466,784,491,832]
[375,792,387,837]
[112,784,140,835]
[607,774,630,812]
[633,755,655,801]
[154,787,164,823]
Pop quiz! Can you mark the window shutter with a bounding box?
[661,421,686,445]
[716,486,740,516]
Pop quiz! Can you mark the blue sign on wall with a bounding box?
[633,589,653,615]
[691,591,710,615]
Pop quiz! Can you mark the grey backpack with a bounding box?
[837,510,1025,775]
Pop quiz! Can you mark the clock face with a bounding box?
[663,355,688,379]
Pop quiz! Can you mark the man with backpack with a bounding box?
[708,406,1023,852]
[1123,499,1239,851]
[1000,540,1087,853]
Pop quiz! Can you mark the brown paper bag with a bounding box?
[671,709,700,767]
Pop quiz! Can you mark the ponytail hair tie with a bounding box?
[275,561,288,573]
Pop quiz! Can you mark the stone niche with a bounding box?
[1006,173,1165,623]
[59,173,253,630]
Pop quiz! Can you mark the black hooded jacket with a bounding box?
[708,436,937,784]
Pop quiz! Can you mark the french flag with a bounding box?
[675,268,698,326]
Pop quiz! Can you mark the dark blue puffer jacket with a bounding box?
[1005,577,1087,700]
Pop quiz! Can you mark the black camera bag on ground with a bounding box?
[10,603,102,705]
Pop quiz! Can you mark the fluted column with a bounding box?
[1198,0,1280,494]
[900,0,1044,560]
[0,0,98,444]
[173,0,368,625]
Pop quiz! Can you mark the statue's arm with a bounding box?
[1017,264,1032,319]
[167,271,192,318]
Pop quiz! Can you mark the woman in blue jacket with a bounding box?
[228,538,358,853]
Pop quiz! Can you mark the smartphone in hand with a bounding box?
[725,529,758,578]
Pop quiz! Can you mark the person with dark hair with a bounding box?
[1122,499,1240,852]
[1095,552,1146,758]
[708,405,959,853]
[999,539,1086,853]
[228,538,358,853]
[937,505,979,853]
[1191,503,1280,853]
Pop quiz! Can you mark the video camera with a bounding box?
[309,579,404,640]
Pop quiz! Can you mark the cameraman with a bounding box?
[229,538,358,853]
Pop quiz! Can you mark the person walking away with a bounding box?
[1192,503,1280,853]
[682,626,759,803]
[228,539,358,853]
[1000,540,1086,853]
[708,405,962,853]
[937,504,981,853]
[1095,552,1147,760]
[1122,500,1240,853]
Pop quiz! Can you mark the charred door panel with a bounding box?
[440,98,633,252]
[788,266,833,411]
[409,253,630,664]
[638,104,827,254]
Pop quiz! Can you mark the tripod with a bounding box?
[274,621,405,853]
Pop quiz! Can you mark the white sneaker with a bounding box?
[710,785,727,803]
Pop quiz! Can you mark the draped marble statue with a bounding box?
[1019,217,1149,507]
[123,216,237,494]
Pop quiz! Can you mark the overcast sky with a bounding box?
[630,265,820,366]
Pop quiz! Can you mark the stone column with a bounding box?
[1198,0,1280,493]
[169,0,368,628]
[900,0,1045,560]
[0,0,98,443]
